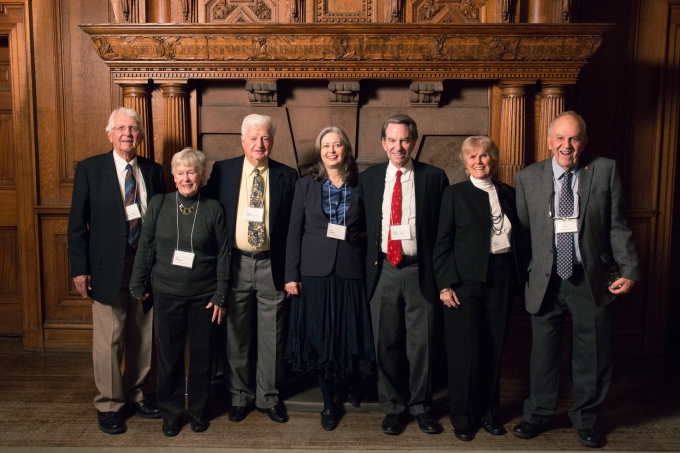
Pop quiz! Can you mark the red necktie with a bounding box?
[387,170,403,266]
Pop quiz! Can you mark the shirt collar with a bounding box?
[244,157,268,175]
[551,156,579,180]
[386,158,414,181]
[322,177,345,189]
[113,151,137,174]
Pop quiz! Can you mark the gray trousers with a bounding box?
[523,266,614,429]
[226,255,286,408]
[370,259,435,416]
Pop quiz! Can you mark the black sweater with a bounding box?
[130,192,229,307]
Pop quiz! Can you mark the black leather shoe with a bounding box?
[131,398,161,419]
[229,405,250,422]
[577,428,602,448]
[512,420,543,439]
[320,409,337,431]
[162,420,181,437]
[97,411,125,434]
[414,413,442,434]
[259,403,289,423]
[454,427,475,441]
[381,413,402,435]
[190,415,209,433]
[482,421,507,435]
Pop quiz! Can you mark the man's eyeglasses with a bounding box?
[113,125,140,133]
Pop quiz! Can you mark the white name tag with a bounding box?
[125,204,142,221]
[555,218,578,233]
[327,223,347,240]
[491,232,511,253]
[244,207,265,222]
[172,250,195,268]
[390,224,412,240]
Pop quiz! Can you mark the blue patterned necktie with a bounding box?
[125,163,141,248]
[556,171,574,279]
[248,168,265,249]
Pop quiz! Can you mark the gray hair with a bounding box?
[171,147,206,176]
[381,114,418,141]
[241,114,276,137]
[105,107,145,139]
[548,110,588,138]
[307,126,358,185]
[460,136,500,177]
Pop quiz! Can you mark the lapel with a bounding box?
[268,159,282,233]
[105,151,126,219]
[577,156,593,230]
[539,159,556,233]
[227,156,245,216]
[413,160,426,230]
[136,156,154,201]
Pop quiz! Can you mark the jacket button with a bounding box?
[545,273,550,277]
[374,261,378,266]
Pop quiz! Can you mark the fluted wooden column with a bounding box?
[537,85,566,162]
[146,0,171,23]
[528,0,551,23]
[160,83,190,189]
[121,83,153,159]
[499,84,526,185]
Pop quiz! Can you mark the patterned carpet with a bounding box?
[1,337,679,452]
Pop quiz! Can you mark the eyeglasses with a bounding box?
[113,125,140,133]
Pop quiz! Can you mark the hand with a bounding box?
[73,275,91,298]
[608,277,635,295]
[285,282,301,297]
[439,287,461,308]
[136,293,149,301]
[207,302,226,324]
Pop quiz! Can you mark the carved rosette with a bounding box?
[328,81,360,105]
[120,83,153,159]
[499,85,526,185]
[409,82,443,106]
[160,84,190,189]
[245,81,278,105]
[537,85,565,162]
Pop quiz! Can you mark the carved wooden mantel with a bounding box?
[80,24,610,84]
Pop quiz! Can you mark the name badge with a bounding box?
[390,224,412,240]
[555,218,578,233]
[491,232,511,253]
[125,204,142,221]
[327,223,347,240]
[172,250,195,268]
[244,207,264,222]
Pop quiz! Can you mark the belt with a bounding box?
[381,252,418,269]
[233,248,271,260]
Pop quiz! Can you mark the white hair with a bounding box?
[241,114,275,137]
[105,107,146,139]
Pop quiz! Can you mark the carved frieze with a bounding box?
[81,24,609,83]
[245,81,278,104]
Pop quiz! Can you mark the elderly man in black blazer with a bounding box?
[359,114,448,435]
[513,111,639,448]
[204,114,297,424]
[68,107,165,434]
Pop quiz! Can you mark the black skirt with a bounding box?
[286,274,375,380]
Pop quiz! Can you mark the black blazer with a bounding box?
[204,155,298,291]
[433,179,523,290]
[285,175,365,282]
[67,151,165,304]
[359,160,449,303]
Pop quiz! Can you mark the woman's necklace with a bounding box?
[179,201,196,215]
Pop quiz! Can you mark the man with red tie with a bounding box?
[68,108,165,434]
[359,114,448,435]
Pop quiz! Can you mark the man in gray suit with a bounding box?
[512,111,639,448]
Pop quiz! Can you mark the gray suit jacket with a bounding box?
[514,154,639,314]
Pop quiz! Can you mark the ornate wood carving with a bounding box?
[327,80,360,105]
[120,83,154,159]
[317,0,372,23]
[81,24,609,84]
[409,81,443,106]
[245,80,278,105]
[203,0,281,23]
[536,84,564,162]
[410,0,483,24]
[499,84,525,185]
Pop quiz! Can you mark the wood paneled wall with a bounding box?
[1,0,678,362]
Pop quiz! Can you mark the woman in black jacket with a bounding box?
[433,136,522,441]
[285,126,374,431]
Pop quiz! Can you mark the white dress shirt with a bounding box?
[469,176,513,254]
[381,159,417,257]
[112,151,148,221]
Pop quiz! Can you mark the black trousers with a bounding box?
[154,290,215,422]
[444,252,515,429]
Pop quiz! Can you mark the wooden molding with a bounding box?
[79,23,611,83]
